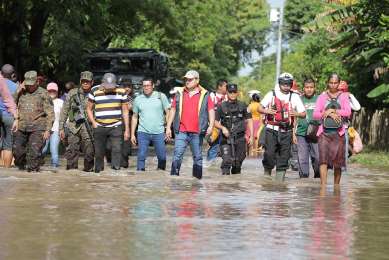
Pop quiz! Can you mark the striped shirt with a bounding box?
[88,86,127,127]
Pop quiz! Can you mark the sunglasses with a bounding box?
[185,78,197,82]
[228,90,238,93]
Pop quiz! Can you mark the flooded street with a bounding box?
[1,151,389,259]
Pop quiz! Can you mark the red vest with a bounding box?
[266,90,294,128]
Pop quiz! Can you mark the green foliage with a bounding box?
[0,0,270,88]
[282,29,347,91]
[330,0,389,107]
[283,0,324,39]
[245,0,389,108]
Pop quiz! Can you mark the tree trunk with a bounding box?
[27,4,49,71]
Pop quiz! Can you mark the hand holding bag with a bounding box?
[306,122,319,142]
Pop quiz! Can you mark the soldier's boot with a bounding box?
[275,170,286,182]
[264,168,272,176]
[231,166,241,174]
[192,164,202,179]
[83,160,94,172]
[170,161,181,176]
[66,163,78,170]
[157,160,166,170]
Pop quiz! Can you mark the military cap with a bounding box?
[80,71,93,81]
[24,70,37,85]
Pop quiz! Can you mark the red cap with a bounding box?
[291,80,301,94]
[338,80,349,92]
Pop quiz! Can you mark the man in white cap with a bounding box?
[166,70,215,179]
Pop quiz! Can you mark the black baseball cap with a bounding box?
[227,83,238,93]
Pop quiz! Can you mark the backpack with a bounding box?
[323,93,342,129]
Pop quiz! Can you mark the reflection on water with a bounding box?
[1,157,389,259]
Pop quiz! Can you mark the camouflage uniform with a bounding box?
[59,87,94,171]
[13,71,54,171]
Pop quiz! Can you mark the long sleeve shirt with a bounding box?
[313,91,351,136]
[0,75,17,117]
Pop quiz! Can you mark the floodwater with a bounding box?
[1,150,389,260]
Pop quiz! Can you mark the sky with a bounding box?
[238,0,285,77]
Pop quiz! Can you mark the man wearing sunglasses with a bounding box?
[166,70,215,179]
[214,83,253,175]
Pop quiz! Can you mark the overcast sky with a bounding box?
[238,0,285,76]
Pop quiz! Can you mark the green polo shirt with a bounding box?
[296,95,319,136]
[133,91,170,134]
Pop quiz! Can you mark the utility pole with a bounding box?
[275,4,284,84]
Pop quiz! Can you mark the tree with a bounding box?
[0,0,270,88]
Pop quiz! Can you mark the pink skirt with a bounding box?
[246,119,261,139]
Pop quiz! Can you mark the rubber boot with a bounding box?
[264,168,272,176]
[193,164,202,179]
[170,161,181,176]
[231,166,241,174]
[275,170,286,182]
[83,160,94,172]
[157,160,166,170]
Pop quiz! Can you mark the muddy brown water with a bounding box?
[1,151,389,259]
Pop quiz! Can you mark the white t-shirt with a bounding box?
[349,93,361,111]
[52,98,64,132]
[261,90,305,131]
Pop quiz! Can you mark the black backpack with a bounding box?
[323,93,342,129]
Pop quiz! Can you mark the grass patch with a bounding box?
[350,148,389,170]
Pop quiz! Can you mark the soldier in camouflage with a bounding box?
[59,71,95,171]
[13,70,54,172]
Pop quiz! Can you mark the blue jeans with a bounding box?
[0,112,14,151]
[206,134,220,161]
[297,135,319,178]
[137,132,166,170]
[171,132,203,173]
[42,131,60,167]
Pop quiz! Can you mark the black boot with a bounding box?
[83,161,94,172]
[157,160,166,170]
[170,161,181,176]
[231,166,241,174]
[193,164,202,179]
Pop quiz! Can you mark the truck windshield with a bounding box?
[90,57,154,74]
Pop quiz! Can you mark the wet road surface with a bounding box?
[1,152,389,259]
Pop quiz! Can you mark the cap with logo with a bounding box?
[101,73,117,89]
[80,71,93,81]
[183,70,199,79]
[227,83,238,93]
[24,70,38,85]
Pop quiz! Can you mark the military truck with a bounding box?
[85,48,177,96]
